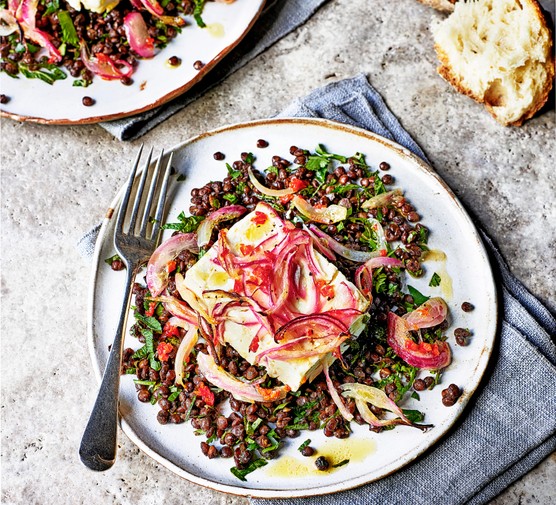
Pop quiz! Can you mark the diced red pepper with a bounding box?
[145,301,157,317]
[279,194,294,205]
[239,243,255,256]
[156,341,173,362]
[252,211,268,225]
[234,278,243,292]
[289,177,308,192]
[316,279,335,299]
[249,335,260,353]
[196,383,215,406]
[162,321,180,338]
[167,259,177,273]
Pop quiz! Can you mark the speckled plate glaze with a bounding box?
[0,0,264,124]
[88,118,498,498]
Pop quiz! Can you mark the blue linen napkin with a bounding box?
[80,74,556,505]
[100,0,328,141]
[250,74,556,505]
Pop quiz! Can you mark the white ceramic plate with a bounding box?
[0,0,264,124]
[88,118,498,498]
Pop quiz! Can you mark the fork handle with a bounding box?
[79,267,135,471]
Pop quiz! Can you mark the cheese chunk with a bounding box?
[66,0,120,14]
[184,203,369,391]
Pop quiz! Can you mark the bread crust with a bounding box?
[416,0,456,13]
[434,0,555,126]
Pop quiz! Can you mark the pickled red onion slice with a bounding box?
[361,189,403,210]
[307,224,379,263]
[173,323,198,386]
[403,297,448,330]
[147,295,198,325]
[354,256,404,299]
[255,332,349,364]
[248,167,294,197]
[146,233,199,297]
[291,195,347,224]
[123,12,155,58]
[196,351,289,403]
[0,9,19,36]
[196,205,247,248]
[387,311,451,369]
[323,355,353,422]
[80,43,133,80]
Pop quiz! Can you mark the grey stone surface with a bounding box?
[1,1,554,504]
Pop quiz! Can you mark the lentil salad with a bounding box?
[114,142,467,481]
[0,0,232,87]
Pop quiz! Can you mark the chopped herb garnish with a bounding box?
[226,162,242,179]
[18,63,66,85]
[402,409,425,423]
[429,272,441,287]
[230,458,268,481]
[298,439,311,452]
[104,253,122,266]
[223,193,238,204]
[58,11,79,47]
[407,285,430,306]
[161,211,204,233]
[193,0,207,28]
[332,459,350,468]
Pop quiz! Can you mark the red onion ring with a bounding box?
[123,12,155,58]
[197,205,247,248]
[146,232,199,297]
[387,311,451,369]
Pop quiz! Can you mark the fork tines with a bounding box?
[116,146,173,242]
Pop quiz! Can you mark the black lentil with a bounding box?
[82,96,95,107]
[315,456,330,471]
[462,302,475,312]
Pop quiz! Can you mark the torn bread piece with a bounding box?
[416,0,457,13]
[433,0,554,126]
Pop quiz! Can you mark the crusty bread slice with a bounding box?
[416,0,457,13]
[433,0,554,126]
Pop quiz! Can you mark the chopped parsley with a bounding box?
[193,0,207,28]
[429,272,441,287]
[230,458,268,481]
[161,211,204,233]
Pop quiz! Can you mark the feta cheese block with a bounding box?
[181,202,369,391]
[66,0,121,14]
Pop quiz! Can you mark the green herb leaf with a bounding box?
[410,391,420,401]
[223,193,238,204]
[332,459,350,468]
[135,313,162,333]
[429,272,441,287]
[104,253,122,266]
[407,285,429,306]
[43,0,60,16]
[297,439,311,452]
[161,211,204,233]
[193,0,206,28]
[402,409,425,423]
[73,78,91,88]
[226,162,242,179]
[58,11,79,47]
[230,458,268,481]
[18,63,67,85]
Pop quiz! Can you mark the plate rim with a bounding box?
[0,0,266,125]
[86,117,499,498]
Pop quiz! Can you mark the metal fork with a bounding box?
[79,146,173,471]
